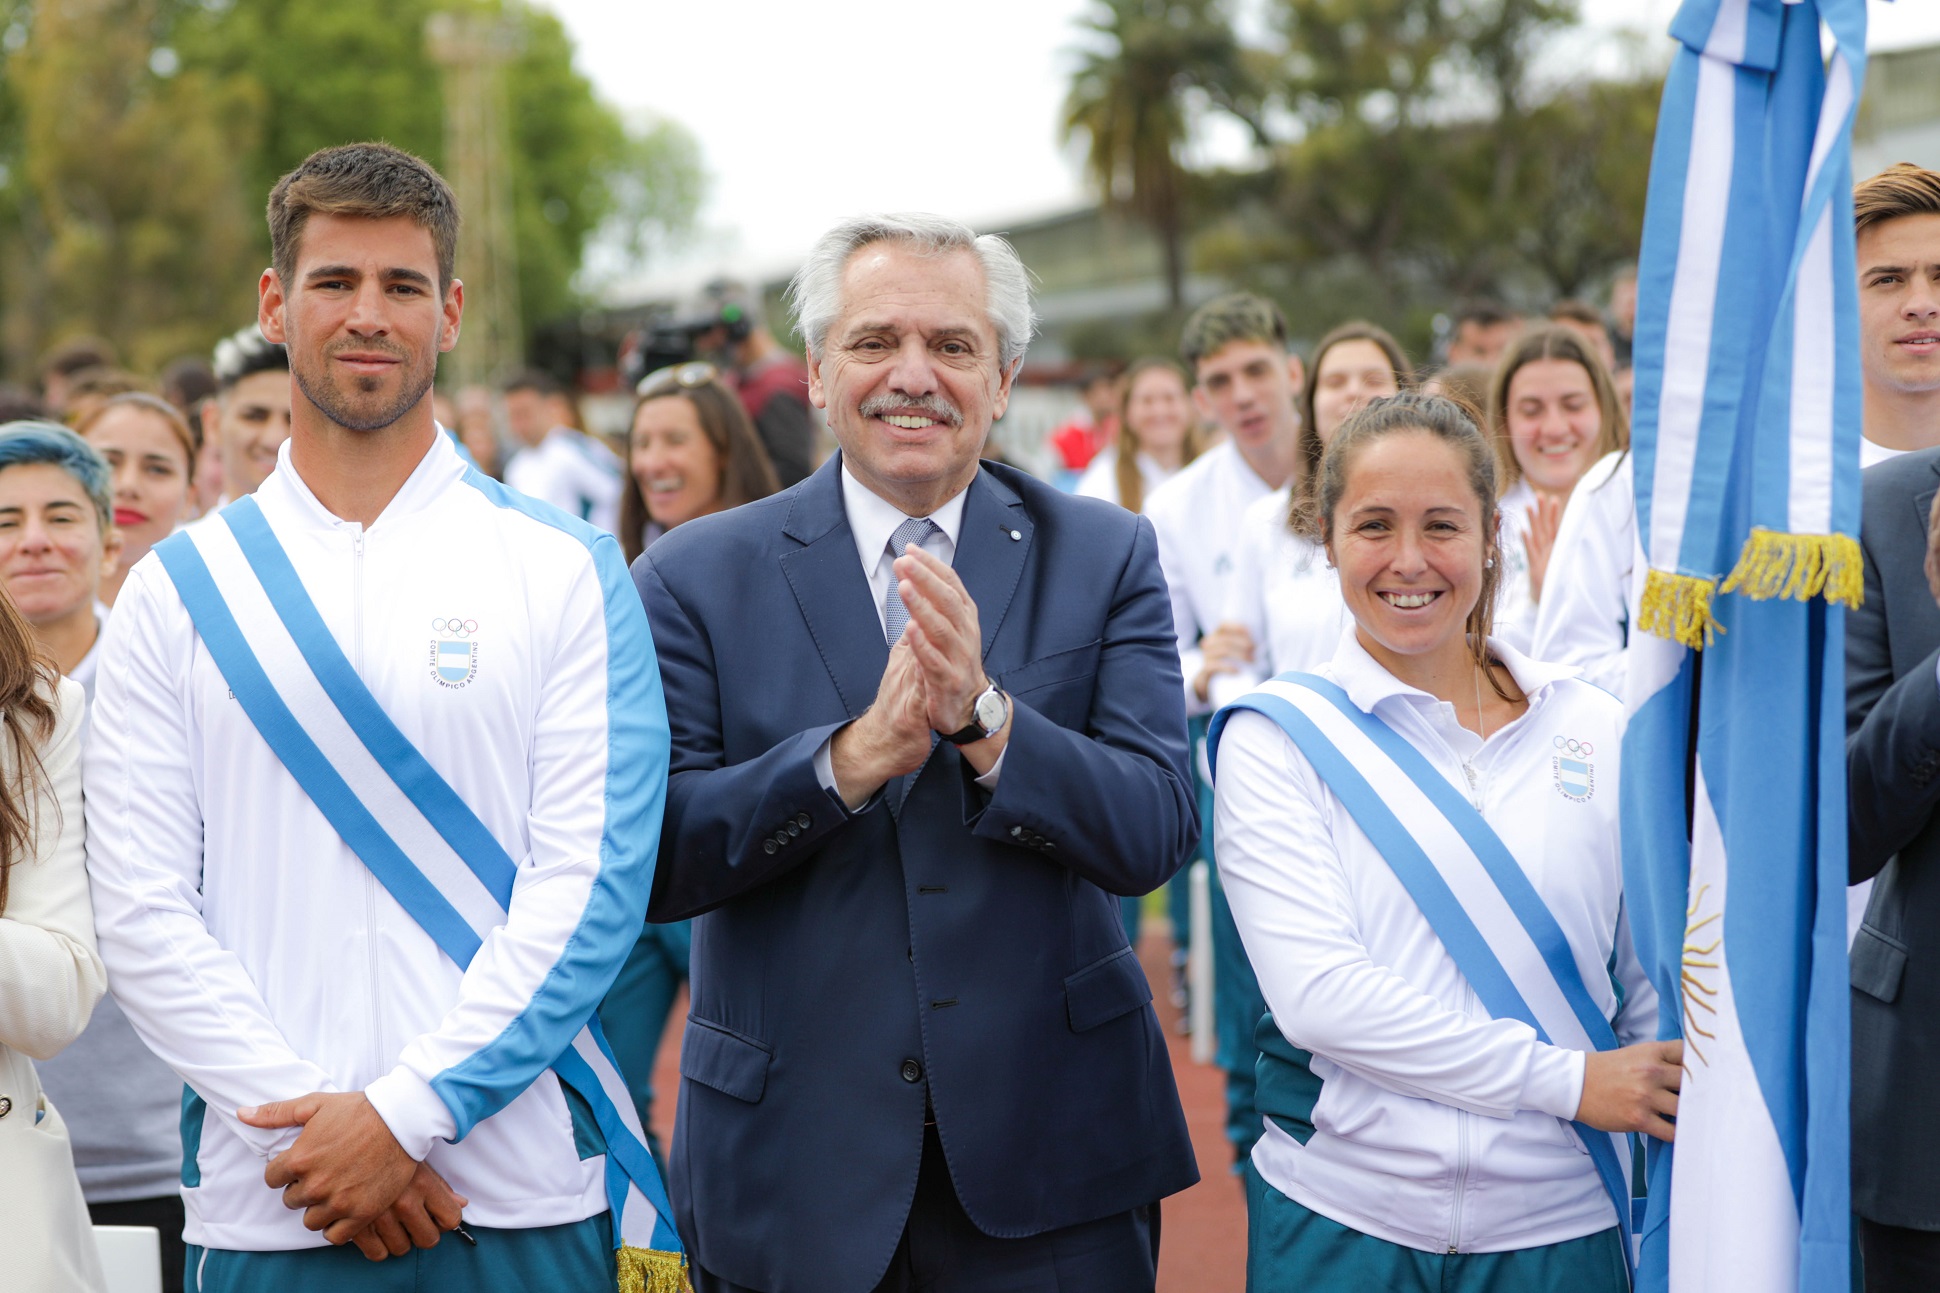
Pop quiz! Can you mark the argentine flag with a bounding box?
[1622,1,1861,1290]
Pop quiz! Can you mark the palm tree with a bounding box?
[1062,0,1258,311]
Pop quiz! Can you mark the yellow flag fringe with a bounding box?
[617,1246,689,1293]
[1720,528,1863,608]
[1637,568,1722,648]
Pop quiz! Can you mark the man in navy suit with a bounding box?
[632,213,1200,1293]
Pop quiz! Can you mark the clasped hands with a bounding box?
[832,544,1007,808]
[239,1092,466,1261]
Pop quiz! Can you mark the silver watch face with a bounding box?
[973,687,1007,732]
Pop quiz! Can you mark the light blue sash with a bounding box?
[154,497,683,1264]
[1211,672,1638,1274]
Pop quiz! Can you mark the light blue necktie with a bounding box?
[882,516,939,646]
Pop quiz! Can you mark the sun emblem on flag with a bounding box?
[1681,883,1721,1071]
[1551,735,1595,801]
[429,617,479,689]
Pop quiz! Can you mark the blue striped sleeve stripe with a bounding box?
[425,473,670,1136]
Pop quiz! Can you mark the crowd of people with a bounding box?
[2,137,1939,1293]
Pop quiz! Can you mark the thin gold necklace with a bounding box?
[1475,662,1488,743]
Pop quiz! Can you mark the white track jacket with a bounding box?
[1216,633,1656,1253]
[83,433,666,1251]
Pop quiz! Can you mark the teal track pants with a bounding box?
[1245,1165,1626,1293]
[186,1214,615,1293]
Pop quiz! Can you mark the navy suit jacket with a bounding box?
[632,454,1200,1292]
[1847,446,1940,1227]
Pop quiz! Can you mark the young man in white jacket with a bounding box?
[1142,293,1306,1178]
[83,143,669,1291]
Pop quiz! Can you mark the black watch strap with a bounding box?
[942,719,989,745]
[943,684,1007,745]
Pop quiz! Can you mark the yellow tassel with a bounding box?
[1636,568,1722,648]
[617,1246,690,1293]
[1720,529,1864,609]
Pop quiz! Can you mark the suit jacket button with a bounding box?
[763,839,778,855]
[900,1059,923,1083]
[786,821,801,838]
[796,813,811,830]
[0,1095,11,1119]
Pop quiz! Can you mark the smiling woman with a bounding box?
[619,366,781,563]
[1213,392,1677,1293]
[0,423,119,689]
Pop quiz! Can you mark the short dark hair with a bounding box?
[1454,301,1517,331]
[0,385,45,424]
[161,355,219,411]
[267,143,460,294]
[1179,293,1289,371]
[212,324,289,393]
[503,369,565,399]
[39,336,116,382]
[1547,299,1606,330]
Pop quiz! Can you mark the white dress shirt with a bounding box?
[842,464,968,636]
[813,465,1002,790]
[1861,438,1909,469]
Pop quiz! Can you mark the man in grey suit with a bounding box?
[1846,161,1940,1292]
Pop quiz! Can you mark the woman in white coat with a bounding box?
[1213,392,1678,1292]
[0,575,106,1291]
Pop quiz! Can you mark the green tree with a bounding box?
[0,0,701,382]
[1062,0,1258,310]
[0,0,262,375]
[1069,0,1660,353]
[170,0,702,342]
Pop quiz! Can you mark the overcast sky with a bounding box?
[543,0,1940,296]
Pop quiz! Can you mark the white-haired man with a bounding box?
[632,213,1201,1293]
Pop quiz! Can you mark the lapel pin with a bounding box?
[1008,529,1021,541]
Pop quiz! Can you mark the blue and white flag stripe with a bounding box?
[154,505,682,1260]
[1622,2,1861,1290]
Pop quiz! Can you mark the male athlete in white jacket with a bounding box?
[84,144,669,1291]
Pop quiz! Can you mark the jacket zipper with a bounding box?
[354,525,382,1075]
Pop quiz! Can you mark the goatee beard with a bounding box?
[294,360,435,433]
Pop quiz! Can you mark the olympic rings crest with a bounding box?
[432,617,479,638]
[1552,735,1593,758]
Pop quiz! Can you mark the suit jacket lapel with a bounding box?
[955,467,1033,659]
[779,456,890,721]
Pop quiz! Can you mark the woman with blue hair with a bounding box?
[0,423,120,696]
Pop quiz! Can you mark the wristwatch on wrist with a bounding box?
[942,681,1009,745]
